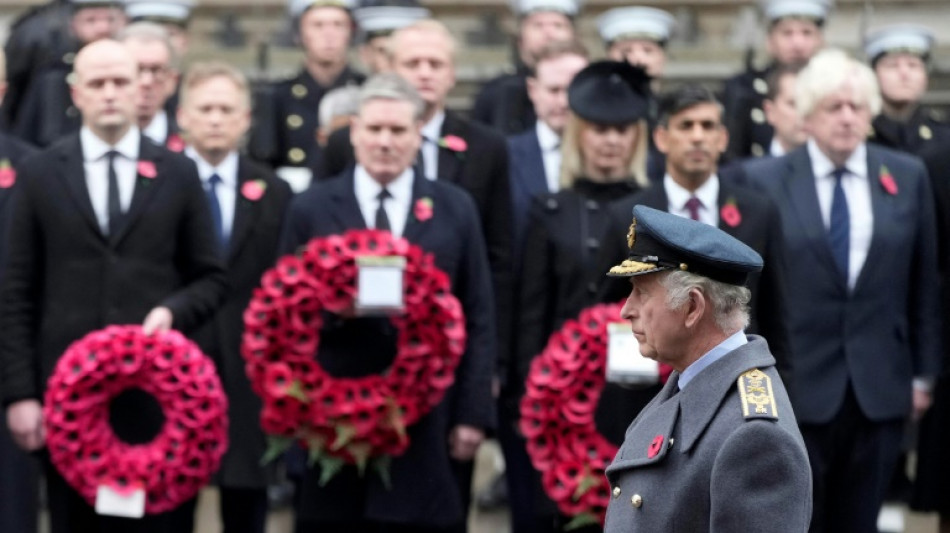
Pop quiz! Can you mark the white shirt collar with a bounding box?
[421,111,446,143]
[769,138,787,158]
[354,165,414,213]
[663,173,720,213]
[536,120,560,152]
[142,110,169,145]
[185,147,239,188]
[807,139,868,180]
[80,126,141,162]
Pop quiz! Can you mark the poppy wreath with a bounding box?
[520,302,626,528]
[43,325,228,514]
[241,229,466,483]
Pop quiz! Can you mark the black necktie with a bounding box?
[106,150,122,235]
[829,167,850,285]
[206,174,226,256]
[375,188,391,231]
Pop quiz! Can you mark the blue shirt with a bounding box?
[678,330,748,390]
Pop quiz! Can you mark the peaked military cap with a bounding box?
[608,205,763,286]
[568,60,651,125]
[354,4,430,39]
[70,0,125,7]
[761,0,832,24]
[125,0,195,25]
[864,24,935,63]
[289,0,356,17]
[597,7,675,46]
[510,0,582,17]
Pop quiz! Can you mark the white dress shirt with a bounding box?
[80,126,140,234]
[808,139,873,290]
[769,138,788,158]
[420,112,446,181]
[536,120,562,193]
[663,173,720,227]
[142,110,169,145]
[186,147,238,239]
[354,165,413,238]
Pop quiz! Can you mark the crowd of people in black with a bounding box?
[0,0,949,532]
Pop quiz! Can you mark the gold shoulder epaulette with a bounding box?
[737,369,777,420]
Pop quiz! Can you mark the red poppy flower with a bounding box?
[137,160,157,178]
[438,135,468,152]
[166,134,185,153]
[880,166,898,196]
[0,159,16,189]
[241,179,267,201]
[648,434,664,459]
[414,197,433,221]
[720,201,742,227]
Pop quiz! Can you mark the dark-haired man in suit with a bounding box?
[1,39,226,533]
[743,48,941,532]
[281,72,496,533]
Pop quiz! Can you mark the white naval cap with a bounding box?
[70,0,126,6]
[288,0,356,18]
[354,6,430,35]
[510,0,582,17]
[865,24,935,62]
[761,0,832,23]
[125,0,195,24]
[597,6,674,45]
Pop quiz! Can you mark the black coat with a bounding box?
[470,72,536,136]
[321,111,514,377]
[869,106,950,156]
[721,66,775,161]
[0,133,37,266]
[190,156,293,489]
[0,134,227,407]
[279,169,496,526]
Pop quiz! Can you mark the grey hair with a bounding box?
[660,270,751,333]
[796,48,881,118]
[357,73,425,121]
[116,21,180,70]
[319,86,361,130]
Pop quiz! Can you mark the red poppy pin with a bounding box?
[414,197,433,222]
[241,179,267,201]
[438,135,467,153]
[880,165,898,196]
[166,134,185,153]
[720,198,742,227]
[0,158,16,189]
[647,435,664,459]
[137,160,157,179]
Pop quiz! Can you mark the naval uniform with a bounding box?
[868,106,950,156]
[721,65,775,161]
[12,50,81,147]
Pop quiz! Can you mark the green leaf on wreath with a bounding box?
[286,380,310,403]
[372,456,393,490]
[384,399,407,438]
[260,436,294,466]
[564,513,599,531]
[348,442,372,476]
[306,436,326,467]
[573,474,598,500]
[331,424,357,451]
[318,456,345,487]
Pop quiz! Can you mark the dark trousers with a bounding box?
[220,487,267,533]
[0,426,39,533]
[800,385,904,533]
[498,399,557,533]
[45,456,196,533]
[295,521,456,533]
[449,457,474,533]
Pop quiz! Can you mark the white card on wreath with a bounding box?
[95,483,146,518]
[356,256,406,314]
[606,322,659,385]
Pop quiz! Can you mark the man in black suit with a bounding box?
[743,49,941,533]
[1,39,226,533]
[281,73,496,533]
[599,84,791,382]
[178,61,293,533]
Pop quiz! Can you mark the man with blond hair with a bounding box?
[744,48,941,532]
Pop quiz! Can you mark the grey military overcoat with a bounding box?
[603,335,812,532]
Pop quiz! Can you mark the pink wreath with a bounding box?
[43,325,228,514]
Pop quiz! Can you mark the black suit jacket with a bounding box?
[321,111,514,376]
[744,145,941,423]
[0,133,37,265]
[597,174,793,383]
[279,169,496,526]
[190,155,292,489]
[0,134,227,405]
[470,72,536,136]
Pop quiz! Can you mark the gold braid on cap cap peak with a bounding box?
[609,259,660,275]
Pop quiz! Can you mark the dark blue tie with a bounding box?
[206,173,226,256]
[829,168,850,285]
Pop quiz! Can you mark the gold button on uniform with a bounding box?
[288,148,306,164]
[63,52,76,65]
[751,108,765,124]
[751,143,764,157]
[287,114,304,129]
[920,125,933,140]
[612,487,621,498]
[292,84,308,99]
[631,494,643,508]
[754,78,768,95]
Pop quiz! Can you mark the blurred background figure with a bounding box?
[352,0,430,76]
[761,65,806,158]
[117,22,183,148]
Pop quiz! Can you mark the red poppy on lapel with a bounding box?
[647,435,664,459]
[166,134,185,153]
[720,198,742,227]
[879,165,898,196]
[438,135,467,152]
[414,197,433,221]
[241,179,267,201]
[0,158,16,189]
[137,160,157,178]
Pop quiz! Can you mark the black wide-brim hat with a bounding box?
[607,205,763,286]
[567,60,652,126]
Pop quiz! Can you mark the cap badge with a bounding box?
[626,218,637,249]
